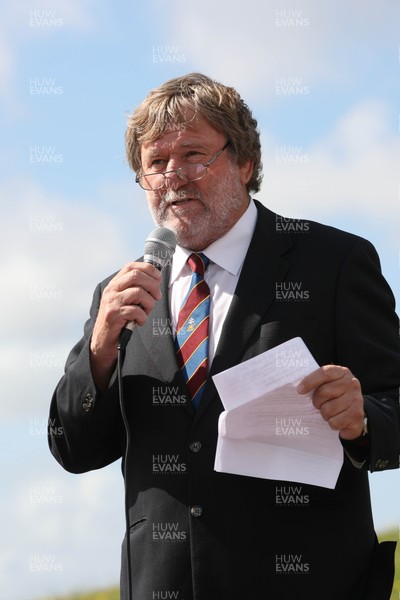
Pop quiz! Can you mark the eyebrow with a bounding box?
[146,141,210,157]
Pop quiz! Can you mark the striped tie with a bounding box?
[175,253,210,409]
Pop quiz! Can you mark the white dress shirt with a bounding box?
[169,199,258,364]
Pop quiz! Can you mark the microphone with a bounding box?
[119,226,176,348]
[143,226,177,271]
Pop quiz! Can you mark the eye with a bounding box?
[185,150,205,160]
[149,158,167,171]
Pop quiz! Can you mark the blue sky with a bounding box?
[1,1,399,598]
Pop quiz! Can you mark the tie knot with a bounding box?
[188,253,209,276]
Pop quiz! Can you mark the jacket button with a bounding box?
[190,505,203,518]
[375,459,388,470]
[82,393,94,412]
[189,441,202,453]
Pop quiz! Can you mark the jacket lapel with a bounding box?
[135,264,180,382]
[197,202,293,417]
[136,268,196,416]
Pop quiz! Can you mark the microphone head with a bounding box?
[144,227,177,270]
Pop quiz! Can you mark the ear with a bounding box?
[239,160,254,186]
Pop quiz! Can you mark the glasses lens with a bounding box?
[180,164,207,181]
[140,173,164,190]
[138,163,208,190]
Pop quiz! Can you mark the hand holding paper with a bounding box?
[297,364,365,440]
[213,337,343,489]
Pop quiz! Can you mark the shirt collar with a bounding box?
[169,199,258,286]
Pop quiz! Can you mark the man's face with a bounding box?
[140,117,253,250]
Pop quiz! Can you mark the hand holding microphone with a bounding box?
[122,227,176,334]
[90,227,176,388]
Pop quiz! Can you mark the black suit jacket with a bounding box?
[49,201,400,600]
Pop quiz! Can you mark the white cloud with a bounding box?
[149,0,400,103]
[259,100,400,231]
[0,178,152,419]
[258,100,400,308]
[1,179,127,340]
[154,2,329,95]
[3,462,124,600]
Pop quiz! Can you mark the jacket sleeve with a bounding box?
[48,280,124,474]
[335,237,400,471]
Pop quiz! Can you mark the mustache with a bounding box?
[162,189,202,204]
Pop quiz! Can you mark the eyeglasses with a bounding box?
[135,141,230,191]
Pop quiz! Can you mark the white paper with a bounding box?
[212,337,343,489]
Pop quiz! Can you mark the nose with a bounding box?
[163,168,186,191]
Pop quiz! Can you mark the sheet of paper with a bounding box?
[212,337,343,489]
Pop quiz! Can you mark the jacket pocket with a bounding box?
[129,516,147,534]
[258,319,318,341]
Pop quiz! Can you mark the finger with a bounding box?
[118,260,162,278]
[312,376,361,411]
[327,411,354,434]
[119,286,158,318]
[316,394,352,421]
[95,265,162,332]
[114,267,162,301]
[296,365,349,394]
[119,302,150,327]
[114,262,162,293]
[328,406,364,439]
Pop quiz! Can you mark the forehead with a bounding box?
[141,117,224,156]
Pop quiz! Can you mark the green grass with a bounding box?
[40,588,119,600]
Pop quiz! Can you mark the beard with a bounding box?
[148,162,248,250]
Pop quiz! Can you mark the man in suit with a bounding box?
[49,73,400,599]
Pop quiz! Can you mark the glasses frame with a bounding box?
[135,141,230,191]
